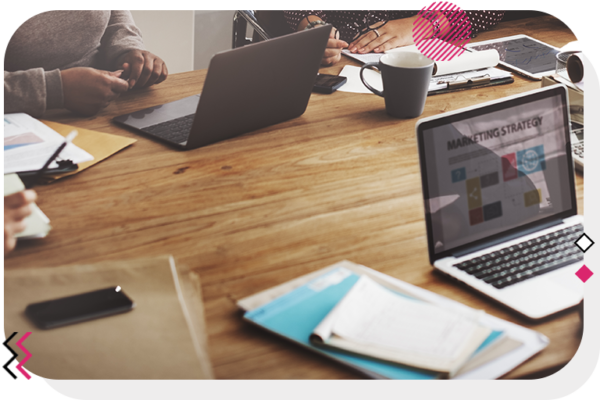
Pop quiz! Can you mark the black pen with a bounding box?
[26,130,78,188]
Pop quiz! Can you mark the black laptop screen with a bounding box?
[418,87,576,261]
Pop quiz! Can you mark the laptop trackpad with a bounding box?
[549,268,584,293]
[113,94,201,129]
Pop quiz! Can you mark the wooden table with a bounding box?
[5,16,583,379]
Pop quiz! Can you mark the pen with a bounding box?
[26,130,78,188]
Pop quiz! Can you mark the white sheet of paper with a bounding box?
[342,50,383,64]
[239,260,548,380]
[338,65,383,94]
[330,275,480,360]
[4,113,94,173]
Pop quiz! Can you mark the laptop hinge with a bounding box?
[452,219,564,259]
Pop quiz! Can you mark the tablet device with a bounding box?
[465,34,560,80]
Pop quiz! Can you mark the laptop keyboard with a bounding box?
[573,141,584,159]
[142,114,195,144]
[453,224,584,289]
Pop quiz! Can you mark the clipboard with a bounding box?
[428,75,514,96]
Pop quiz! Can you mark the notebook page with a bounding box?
[331,275,480,360]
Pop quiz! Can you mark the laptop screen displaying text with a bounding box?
[421,91,573,256]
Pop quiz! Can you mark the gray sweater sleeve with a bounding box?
[4,68,63,117]
[101,10,145,70]
[2,10,144,117]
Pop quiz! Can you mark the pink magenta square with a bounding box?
[576,265,593,282]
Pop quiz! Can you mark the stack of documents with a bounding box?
[3,173,51,239]
[4,113,94,174]
[310,275,491,376]
[239,261,548,379]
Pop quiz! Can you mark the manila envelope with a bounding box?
[4,255,213,379]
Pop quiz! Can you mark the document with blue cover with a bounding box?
[309,274,492,376]
[239,261,548,379]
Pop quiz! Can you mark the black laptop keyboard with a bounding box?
[453,224,584,289]
[142,114,195,144]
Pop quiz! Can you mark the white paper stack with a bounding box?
[310,275,496,377]
[4,113,94,174]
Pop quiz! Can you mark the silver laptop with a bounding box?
[416,85,583,320]
[113,26,330,150]
[570,121,583,171]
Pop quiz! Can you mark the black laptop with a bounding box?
[113,26,330,150]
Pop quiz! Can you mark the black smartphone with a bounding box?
[313,74,347,94]
[25,287,135,329]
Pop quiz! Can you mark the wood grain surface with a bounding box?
[4,16,583,379]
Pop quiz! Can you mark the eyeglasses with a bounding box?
[348,12,389,42]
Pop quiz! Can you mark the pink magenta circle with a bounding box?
[412,2,473,62]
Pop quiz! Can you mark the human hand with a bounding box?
[348,16,421,54]
[321,27,348,66]
[4,190,37,255]
[116,50,168,89]
[61,67,130,116]
[295,17,348,67]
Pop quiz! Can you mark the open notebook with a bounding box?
[239,260,548,379]
[309,274,493,377]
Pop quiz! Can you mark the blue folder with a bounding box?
[245,267,502,379]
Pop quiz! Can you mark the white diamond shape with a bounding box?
[576,234,594,252]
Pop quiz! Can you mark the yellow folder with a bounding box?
[40,120,136,182]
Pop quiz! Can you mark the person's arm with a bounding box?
[284,11,328,32]
[283,11,348,67]
[103,11,168,89]
[348,10,504,54]
[463,11,505,35]
[348,11,452,54]
[4,69,63,117]
[4,190,37,255]
[101,11,145,69]
[60,67,130,116]
[348,15,428,54]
